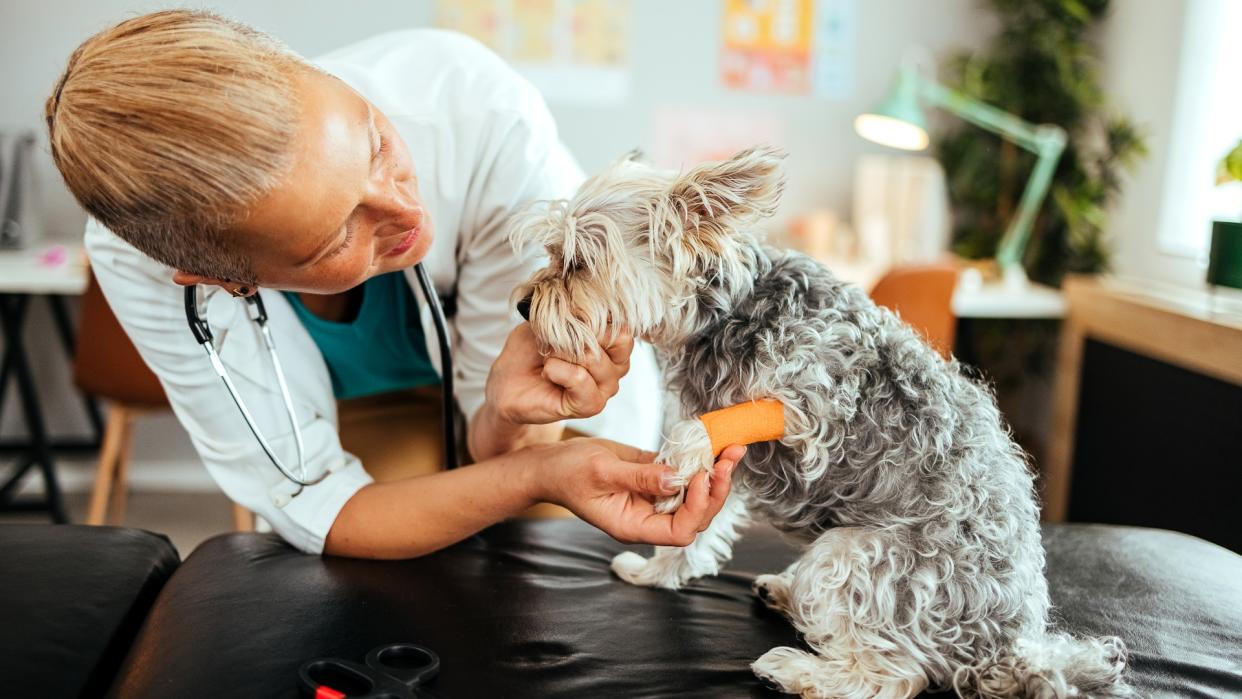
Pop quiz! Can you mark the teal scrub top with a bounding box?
[284,271,440,400]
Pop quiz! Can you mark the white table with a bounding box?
[0,240,89,295]
[816,256,1067,320]
[0,239,97,522]
[952,278,1066,319]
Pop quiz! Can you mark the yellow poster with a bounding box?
[434,0,503,52]
[571,0,628,66]
[721,0,815,94]
[512,0,558,62]
[434,0,631,103]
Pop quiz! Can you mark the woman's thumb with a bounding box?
[622,461,681,497]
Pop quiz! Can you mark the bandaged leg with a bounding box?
[654,399,785,514]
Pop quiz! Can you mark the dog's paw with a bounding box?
[611,551,651,585]
[753,573,792,612]
[611,551,687,589]
[653,492,684,514]
[751,647,801,694]
[750,650,809,695]
[654,419,715,514]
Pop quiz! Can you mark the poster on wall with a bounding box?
[720,0,855,99]
[650,107,785,171]
[435,0,630,104]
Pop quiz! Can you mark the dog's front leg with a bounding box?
[652,417,716,514]
[612,492,748,589]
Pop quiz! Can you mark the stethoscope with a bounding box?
[184,263,457,497]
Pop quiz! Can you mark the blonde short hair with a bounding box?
[46,10,306,283]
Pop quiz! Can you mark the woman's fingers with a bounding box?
[718,444,746,463]
[697,458,737,530]
[616,461,679,497]
[542,357,607,417]
[591,438,656,464]
[551,330,632,390]
[601,329,634,368]
[668,469,713,543]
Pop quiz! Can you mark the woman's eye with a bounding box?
[324,228,354,259]
[375,132,391,159]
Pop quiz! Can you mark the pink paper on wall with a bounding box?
[650,107,785,170]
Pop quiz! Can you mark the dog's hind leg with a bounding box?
[752,647,923,699]
[611,492,747,589]
[753,561,798,616]
[751,527,929,698]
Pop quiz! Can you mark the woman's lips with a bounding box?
[384,225,420,258]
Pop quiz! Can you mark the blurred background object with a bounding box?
[868,263,959,358]
[1208,140,1242,297]
[0,131,44,249]
[856,59,1067,287]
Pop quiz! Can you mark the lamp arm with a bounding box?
[919,80,1048,152]
[919,78,1068,272]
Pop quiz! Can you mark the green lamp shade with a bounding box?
[1207,220,1242,290]
[854,67,929,151]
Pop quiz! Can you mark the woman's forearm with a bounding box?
[467,401,564,461]
[324,446,544,559]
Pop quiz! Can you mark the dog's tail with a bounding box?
[953,632,1132,698]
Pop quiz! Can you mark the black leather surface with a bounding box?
[108,520,1242,698]
[0,524,180,698]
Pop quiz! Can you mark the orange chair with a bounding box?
[869,264,959,358]
[72,272,252,530]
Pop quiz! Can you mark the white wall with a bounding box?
[1098,0,1201,287]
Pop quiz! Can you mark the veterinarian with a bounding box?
[46,11,743,559]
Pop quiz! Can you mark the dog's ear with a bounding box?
[666,145,785,234]
[507,199,607,275]
[507,200,570,256]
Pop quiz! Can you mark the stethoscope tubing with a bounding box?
[184,263,456,498]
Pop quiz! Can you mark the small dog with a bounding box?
[510,147,1129,698]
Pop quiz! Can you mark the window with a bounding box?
[1156,0,1242,260]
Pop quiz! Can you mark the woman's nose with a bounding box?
[367,177,421,225]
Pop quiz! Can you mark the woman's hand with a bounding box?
[530,438,745,546]
[486,323,632,425]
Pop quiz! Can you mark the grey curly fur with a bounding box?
[511,146,1131,698]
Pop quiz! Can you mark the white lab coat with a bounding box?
[84,29,661,554]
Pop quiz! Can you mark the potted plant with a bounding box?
[1208,140,1242,290]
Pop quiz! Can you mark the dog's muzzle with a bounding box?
[516,294,533,321]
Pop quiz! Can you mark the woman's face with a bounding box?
[228,67,433,294]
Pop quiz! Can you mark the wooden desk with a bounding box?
[1044,276,1242,528]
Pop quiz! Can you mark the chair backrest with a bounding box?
[869,263,959,358]
[73,271,168,407]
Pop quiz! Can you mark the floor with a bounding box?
[0,490,236,559]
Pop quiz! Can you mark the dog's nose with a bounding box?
[516,294,533,321]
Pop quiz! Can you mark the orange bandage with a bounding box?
[699,399,786,456]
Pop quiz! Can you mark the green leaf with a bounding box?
[1219,140,1242,184]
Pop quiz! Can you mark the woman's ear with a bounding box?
[666,145,786,234]
[172,270,254,297]
[171,270,208,287]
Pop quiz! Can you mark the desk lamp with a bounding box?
[855,64,1067,287]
